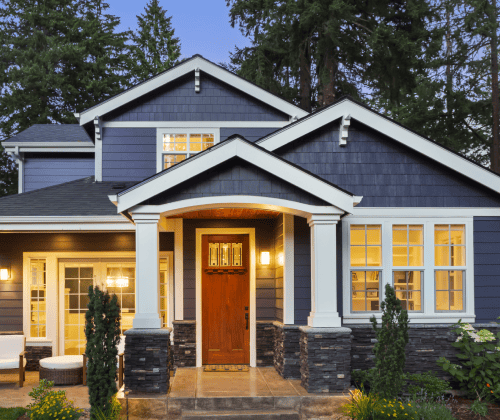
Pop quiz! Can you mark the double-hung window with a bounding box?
[156,129,219,172]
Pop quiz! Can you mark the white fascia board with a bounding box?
[78,56,308,126]
[102,121,289,128]
[259,98,500,195]
[347,207,500,217]
[130,196,343,219]
[0,215,133,231]
[4,146,95,153]
[2,142,94,147]
[116,138,354,213]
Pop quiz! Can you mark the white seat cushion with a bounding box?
[0,336,24,359]
[0,358,27,369]
[39,356,83,370]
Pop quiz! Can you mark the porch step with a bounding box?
[182,409,300,420]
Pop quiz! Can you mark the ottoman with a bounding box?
[39,355,83,385]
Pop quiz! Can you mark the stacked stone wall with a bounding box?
[273,322,301,379]
[256,322,274,366]
[173,321,196,368]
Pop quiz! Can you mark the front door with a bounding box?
[202,235,250,364]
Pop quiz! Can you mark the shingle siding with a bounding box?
[23,153,94,192]
[220,128,279,143]
[473,217,500,323]
[275,121,500,207]
[106,74,288,122]
[102,128,156,182]
[142,159,329,207]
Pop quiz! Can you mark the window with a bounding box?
[30,259,46,338]
[157,129,219,171]
[106,263,136,334]
[160,258,169,328]
[435,225,466,311]
[350,225,382,311]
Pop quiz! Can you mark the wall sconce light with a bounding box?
[278,253,284,266]
[0,266,10,280]
[260,251,270,265]
[106,277,129,288]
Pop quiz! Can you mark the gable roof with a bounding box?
[2,124,94,149]
[257,96,500,196]
[76,55,309,126]
[113,136,358,214]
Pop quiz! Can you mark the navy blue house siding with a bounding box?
[473,217,500,323]
[23,153,94,192]
[294,216,311,325]
[102,127,156,182]
[106,74,288,122]
[276,121,500,207]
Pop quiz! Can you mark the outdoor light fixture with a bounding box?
[260,251,270,265]
[106,276,129,288]
[278,253,284,266]
[0,266,9,281]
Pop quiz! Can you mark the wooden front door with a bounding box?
[202,235,250,364]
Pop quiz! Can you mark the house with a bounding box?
[1,54,500,393]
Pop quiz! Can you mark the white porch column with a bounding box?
[282,213,295,324]
[133,214,162,329]
[307,214,342,328]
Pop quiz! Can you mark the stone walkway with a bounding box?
[0,371,90,410]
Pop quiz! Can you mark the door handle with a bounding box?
[245,313,249,330]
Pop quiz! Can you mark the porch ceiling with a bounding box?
[166,208,280,219]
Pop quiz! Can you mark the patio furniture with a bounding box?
[82,335,125,387]
[39,355,83,385]
[0,335,26,387]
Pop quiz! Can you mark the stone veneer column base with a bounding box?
[256,321,275,366]
[124,328,171,394]
[273,322,301,379]
[173,320,196,368]
[300,326,352,393]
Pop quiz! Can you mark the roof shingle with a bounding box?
[2,124,93,144]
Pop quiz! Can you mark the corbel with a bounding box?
[290,115,298,123]
[94,116,102,141]
[339,114,351,146]
[195,68,200,93]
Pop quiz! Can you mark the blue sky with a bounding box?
[105,0,251,65]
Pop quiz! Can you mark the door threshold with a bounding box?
[203,365,249,372]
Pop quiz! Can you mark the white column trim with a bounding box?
[282,214,295,324]
[174,218,184,320]
[195,228,256,367]
[94,117,102,182]
[18,153,24,194]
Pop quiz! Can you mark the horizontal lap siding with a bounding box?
[0,232,174,332]
[274,215,284,322]
[102,127,156,181]
[107,74,288,122]
[23,153,94,192]
[294,216,311,325]
[182,219,277,321]
[276,121,500,207]
[474,217,500,323]
[144,159,328,207]
[220,128,280,143]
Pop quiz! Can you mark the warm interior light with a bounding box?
[261,251,270,265]
[278,253,284,266]
[116,277,129,288]
[0,268,9,280]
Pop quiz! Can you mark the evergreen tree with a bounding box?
[0,151,17,196]
[85,286,121,418]
[0,0,133,195]
[129,0,181,83]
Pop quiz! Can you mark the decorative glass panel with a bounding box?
[220,243,231,266]
[232,243,242,266]
[159,259,169,328]
[209,243,219,266]
[30,259,46,338]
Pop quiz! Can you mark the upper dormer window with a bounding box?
[156,129,220,172]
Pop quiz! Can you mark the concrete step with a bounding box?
[182,409,300,420]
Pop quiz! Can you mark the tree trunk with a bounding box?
[491,0,500,172]
[321,48,336,107]
[299,39,311,112]
[446,8,453,142]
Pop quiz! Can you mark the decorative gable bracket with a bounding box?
[339,114,351,146]
[94,116,102,141]
[195,68,200,93]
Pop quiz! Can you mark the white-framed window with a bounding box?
[156,128,220,172]
[342,217,474,323]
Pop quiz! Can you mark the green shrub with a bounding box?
[0,407,26,420]
[437,320,500,402]
[85,285,121,419]
[27,379,83,420]
[405,371,451,401]
[340,387,383,420]
[94,395,123,420]
[369,283,409,399]
[411,400,456,420]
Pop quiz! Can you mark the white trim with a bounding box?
[0,215,134,231]
[131,196,342,219]
[102,121,290,128]
[195,228,256,368]
[78,56,308,126]
[341,217,475,324]
[94,117,103,182]
[3,142,94,148]
[282,214,295,324]
[174,219,184,320]
[5,147,95,153]
[258,98,500,195]
[155,128,220,173]
[18,153,23,194]
[117,138,354,213]
[348,208,500,217]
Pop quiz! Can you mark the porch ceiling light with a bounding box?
[106,277,129,288]
[0,267,9,280]
[260,251,270,266]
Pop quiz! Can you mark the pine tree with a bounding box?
[85,286,121,418]
[0,0,133,196]
[129,0,181,83]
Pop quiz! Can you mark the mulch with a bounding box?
[447,397,500,420]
